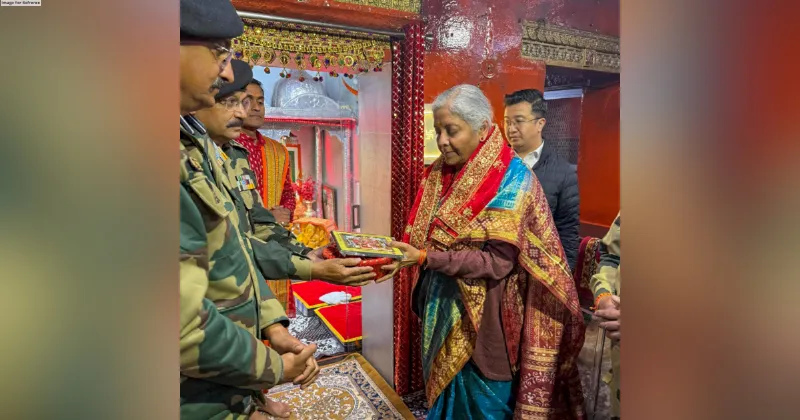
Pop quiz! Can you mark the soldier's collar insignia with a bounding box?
[212,143,229,167]
[188,157,202,171]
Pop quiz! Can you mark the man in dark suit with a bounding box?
[504,89,580,271]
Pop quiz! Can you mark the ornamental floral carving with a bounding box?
[521,20,620,73]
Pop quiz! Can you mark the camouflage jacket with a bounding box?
[591,213,621,298]
[219,140,314,281]
[179,117,287,419]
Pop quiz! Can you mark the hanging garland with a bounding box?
[342,79,359,96]
[233,19,389,82]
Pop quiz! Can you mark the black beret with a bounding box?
[216,60,253,99]
[180,0,244,40]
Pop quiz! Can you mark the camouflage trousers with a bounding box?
[180,386,265,419]
[610,341,620,418]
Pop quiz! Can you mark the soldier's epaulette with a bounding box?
[179,116,195,136]
[180,143,206,180]
[181,115,208,135]
[180,116,215,155]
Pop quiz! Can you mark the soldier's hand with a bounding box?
[308,246,326,262]
[594,295,620,320]
[296,350,320,389]
[599,319,620,341]
[312,258,376,285]
[596,295,620,341]
[270,206,292,224]
[264,324,304,355]
[280,343,317,385]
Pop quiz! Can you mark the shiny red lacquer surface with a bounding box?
[424,0,619,228]
[423,0,619,118]
[579,83,620,227]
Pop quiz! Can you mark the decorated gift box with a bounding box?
[315,300,362,352]
[330,231,403,260]
[317,231,403,279]
[292,280,362,317]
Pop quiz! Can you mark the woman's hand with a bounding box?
[391,241,420,262]
[376,241,420,284]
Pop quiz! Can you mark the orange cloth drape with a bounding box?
[261,137,290,209]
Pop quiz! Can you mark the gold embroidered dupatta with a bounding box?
[404,127,586,419]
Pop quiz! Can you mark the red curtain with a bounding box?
[391,22,425,396]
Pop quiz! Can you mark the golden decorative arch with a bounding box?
[333,0,420,14]
[521,20,620,73]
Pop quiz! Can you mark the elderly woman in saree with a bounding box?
[380,85,586,419]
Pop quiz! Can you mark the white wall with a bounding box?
[250,66,282,107]
[323,131,344,228]
[357,66,395,385]
[251,66,359,117]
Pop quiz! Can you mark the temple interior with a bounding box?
[221,1,621,418]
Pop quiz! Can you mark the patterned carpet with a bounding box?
[286,310,613,419]
[265,354,415,419]
[400,391,428,420]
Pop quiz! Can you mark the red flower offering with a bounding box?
[296,177,316,201]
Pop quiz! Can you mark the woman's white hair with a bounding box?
[432,84,493,132]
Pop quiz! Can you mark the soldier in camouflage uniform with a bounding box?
[591,213,621,419]
[179,2,318,418]
[195,60,378,288]
[195,59,376,418]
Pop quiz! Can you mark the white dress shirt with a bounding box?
[520,141,545,169]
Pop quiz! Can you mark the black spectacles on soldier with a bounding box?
[217,96,252,111]
[180,38,234,72]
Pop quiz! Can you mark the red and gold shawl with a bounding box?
[403,126,586,419]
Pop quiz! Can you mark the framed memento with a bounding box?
[331,232,404,260]
[286,144,302,183]
[352,205,361,230]
[321,184,337,222]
